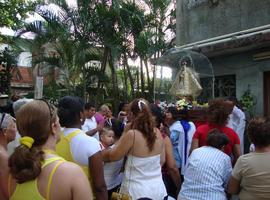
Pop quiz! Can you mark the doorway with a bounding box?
[264,71,270,117]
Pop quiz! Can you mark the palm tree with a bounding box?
[12,0,103,100]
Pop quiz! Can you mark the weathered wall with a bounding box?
[176,0,270,45]
[211,49,270,116]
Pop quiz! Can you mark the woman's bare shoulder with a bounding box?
[56,161,86,178]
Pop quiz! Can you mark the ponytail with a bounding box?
[9,145,44,183]
[8,100,56,183]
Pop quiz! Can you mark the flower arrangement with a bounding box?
[176,98,209,110]
[176,99,191,110]
[192,101,208,109]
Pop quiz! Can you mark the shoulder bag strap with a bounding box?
[127,130,136,191]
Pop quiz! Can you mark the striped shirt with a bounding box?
[179,146,232,200]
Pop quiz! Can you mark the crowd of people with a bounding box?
[0,95,270,200]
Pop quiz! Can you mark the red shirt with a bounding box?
[193,123,240,157]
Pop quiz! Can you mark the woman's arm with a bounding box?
[102,130,134,162]
[0,152,9,200]
[164,136,181,193]
[89,152,108,200]
[232,144,241,165]
[189,138,199,155]
[227,176,240,194]
[160,142,166,166]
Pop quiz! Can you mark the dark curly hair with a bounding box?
[206,129,229,149]
[207,98,231,126]
[248,117,270,148]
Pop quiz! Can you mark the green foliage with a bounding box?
[240,88,256,116]
[10,0,176,107]
[0,0,36,28]
[0,48,17,95]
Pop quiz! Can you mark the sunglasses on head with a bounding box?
[0,113,6,129]
[36,99,55,120]
[0,113,15,130]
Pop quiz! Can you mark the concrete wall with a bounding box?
[176,0,270,45]
[211,49,270,116]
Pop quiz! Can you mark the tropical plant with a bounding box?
[240,87,256,117]
[13,1,103,99]
[0,47,17,95]
[10,0,176,109]
[0,0,37,30]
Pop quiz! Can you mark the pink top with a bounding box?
[94,112,105,124]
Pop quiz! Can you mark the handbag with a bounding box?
[111,192,132,200]
[111,131,135,200]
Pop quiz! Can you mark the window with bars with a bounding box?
[197,74,236,103]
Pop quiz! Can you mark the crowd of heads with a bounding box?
[2,93,270,200]
[2,95,270,165]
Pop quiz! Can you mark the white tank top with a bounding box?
[120,154,167,200]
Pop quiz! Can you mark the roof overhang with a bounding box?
[177,24,270,57]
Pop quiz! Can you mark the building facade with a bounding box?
[176,0,270,116]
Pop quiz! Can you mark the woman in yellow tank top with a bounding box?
[0,100,93,200]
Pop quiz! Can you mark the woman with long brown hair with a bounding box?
[102,98,167,199]
[1,100,92,200]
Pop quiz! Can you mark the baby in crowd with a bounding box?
[99,126,123,198]
[100,127,115,149]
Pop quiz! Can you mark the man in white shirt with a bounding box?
[226,97,246,154]
[82,103,103,141]
[57,96,107,199]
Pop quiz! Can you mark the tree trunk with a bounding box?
[82,64,86,101]
[124,53,134,99]
[122,62,128,101]
[136,67,139,97]
[140,58,145,97]
[95,46,109,106]
[159,66,163,96]
[152,53,157,101]
[109,51,119,113]
[144,59,152,101]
